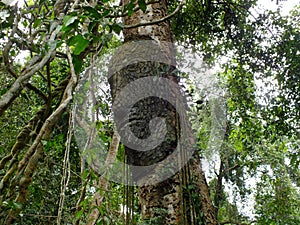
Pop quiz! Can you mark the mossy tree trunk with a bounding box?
[108,0,218,224]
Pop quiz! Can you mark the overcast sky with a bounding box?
[257,0,300,15]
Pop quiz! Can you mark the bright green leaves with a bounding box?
[59,15,89,72]
[33,18,42,28]
[62,14,79,34]
[61,15,79,39]
[63,15,77,27]
[67,35,90,55]
[62,15,90,72]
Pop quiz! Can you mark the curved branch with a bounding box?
[0,22,60,116]
[124,0,186,29]
[3,39,48,102]
[5,47,78,224]
[26,83,48,102]
[3,14,19,78]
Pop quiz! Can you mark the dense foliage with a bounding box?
[0,0,299,224]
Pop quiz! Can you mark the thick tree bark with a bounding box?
[191,155,218,225]
[109,1,180,223]
[109,0,218,224]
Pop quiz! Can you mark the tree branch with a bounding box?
[124,0,186,29]
[3,38,48,102]
[0,22,60,116]
[5,47,78,224]
[86,129,120,225]
[223,164,240,175]
[26,83,48,102]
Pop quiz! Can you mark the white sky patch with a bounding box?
[1,0,23,6]
[256,0,300,15]
[14,50,30,65]
[223,178,257,219]
[0,9,10,20]
[1,0,14,5]
[254,73,279,106]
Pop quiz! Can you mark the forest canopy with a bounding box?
[0,0,299,224]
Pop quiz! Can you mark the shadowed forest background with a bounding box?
[0,0,299,224]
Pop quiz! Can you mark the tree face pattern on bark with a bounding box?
[127,95,177,165]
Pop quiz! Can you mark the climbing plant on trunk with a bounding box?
[108,0,217,224]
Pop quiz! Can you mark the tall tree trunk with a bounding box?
[109,0,217,224]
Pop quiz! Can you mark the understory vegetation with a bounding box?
[0,0,299,224]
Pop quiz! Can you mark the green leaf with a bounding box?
[101,9,111,18]
[68,35,90,55]
[74,39,89,55]
[13,202,22,210]
[22,20,28,27]
[72,55,83,74]
[125,2,135,17]
[63,15,77,27]
[138,0,147,12]
[111,23,124,35]
[10,49,16,56]
[76,210,83,219]
[83,6,101,19]
[33,19,42,28]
